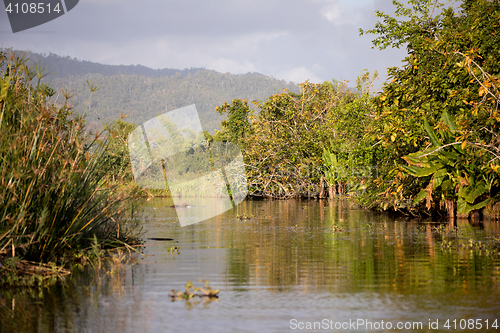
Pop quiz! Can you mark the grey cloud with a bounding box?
[0,0,408,87]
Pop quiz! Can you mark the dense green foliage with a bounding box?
[211,0,500,221]
[0,52,138,270]
[215,99,253,146]
[99,118,137,182]
[403,111,494,217]
[359,0,500,217]
[215,76,378,199]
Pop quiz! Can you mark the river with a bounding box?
[2,198,500,332]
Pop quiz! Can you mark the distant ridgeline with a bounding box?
[10,50,300,132]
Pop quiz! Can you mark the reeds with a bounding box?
[0,51,139,271]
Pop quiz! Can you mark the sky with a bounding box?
[0,0,409,90]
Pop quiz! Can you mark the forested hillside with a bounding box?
[10,50,300,131]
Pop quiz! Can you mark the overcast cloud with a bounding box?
[0,0,408,90]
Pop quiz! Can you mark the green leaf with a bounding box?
[323,148,338,168]
[404,151,431,167]
[0,74,10,102]
[440,111,457,131]
[471,197,492,211]
[412,189,427,205]
[436,150,459,166]
[424,118,442,148]
[457,197,473,214]
[441,179,453,192]
[402,162,444,177]
[458,182,487,204]
[432,168,447,189]
[457,197,492,215]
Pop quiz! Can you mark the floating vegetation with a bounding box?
[417,225,427,231]
[236,213,254,220]
[167,245,180,256]
[0,235,140,287]
[462,239,488,251]
[330,225,346,232]
[104,249,138,276]
[83,236,140,276]
[170,280,219,301]
[440,240,453,250]
[432,225,459,236]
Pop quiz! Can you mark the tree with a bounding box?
[215,77,378,199]
[101,118,137,181]
[360,0,500,218]
[214,99,252,145]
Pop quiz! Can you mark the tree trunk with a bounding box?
[328,185,335,198]
[319,176,325,199]
[445,199,456,223]
[470,210,480,226]
[338,183,344,195]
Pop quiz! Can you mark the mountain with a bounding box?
[8,50,300,132]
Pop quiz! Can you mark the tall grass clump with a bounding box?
[0,51,138,268]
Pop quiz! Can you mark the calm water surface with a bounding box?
[2,199,500,332]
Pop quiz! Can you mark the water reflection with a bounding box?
[1,199,500,332]
[223,200,500,295]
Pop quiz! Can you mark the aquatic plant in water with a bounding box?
[169,279,220,301]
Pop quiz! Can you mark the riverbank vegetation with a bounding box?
[0,52,140,286]
[359,0,500,219]
[214,0,500,221]
[214,73,378,200]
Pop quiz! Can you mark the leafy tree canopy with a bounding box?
[360,0,500,216]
